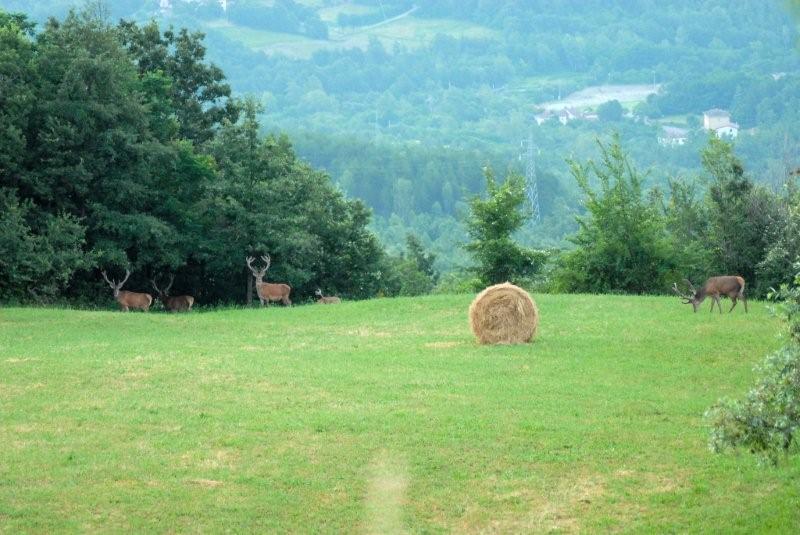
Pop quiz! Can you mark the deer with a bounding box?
[101,269,153,312]
[246,255,292,306]
[315,288,341,304]
[150,275,194,312]
[672,276,748,314]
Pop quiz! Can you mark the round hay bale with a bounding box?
[468,282,539,345]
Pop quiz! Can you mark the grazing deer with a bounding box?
[101,269,152,312]
[672,276,748,314]
[150,275,194,312]
[315,288,341,304]
[246,255,292,306]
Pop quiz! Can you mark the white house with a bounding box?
[533,110,554,125]
[703,108,739,138]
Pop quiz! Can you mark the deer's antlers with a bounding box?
[102,269,131,289]
[671,281,694,303]
[246,255,271,276]
[151,274,176,297]
[245,256,259,276]
[164,274,174,295]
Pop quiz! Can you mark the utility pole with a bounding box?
[520,129,541,225]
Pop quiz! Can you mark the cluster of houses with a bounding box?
[534,104,740,147]
[656,109,739,147]
[534,107,599,126]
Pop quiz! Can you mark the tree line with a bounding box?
[2,7,798,307]
[0,8,424,305]
[469,134,800,299]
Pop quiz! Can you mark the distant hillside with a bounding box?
[3,0,800,265]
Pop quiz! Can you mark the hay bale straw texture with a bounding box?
[468,282,539,345]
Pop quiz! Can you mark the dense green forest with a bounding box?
[0,8,399,304]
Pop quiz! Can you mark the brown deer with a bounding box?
[246,255,292,306]
[150,275,194,312]
[315,288,341,304]
[672,276,748,314]
[101,269,153,311]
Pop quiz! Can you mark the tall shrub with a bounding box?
[555,137,674,294]
[464,168,545,287]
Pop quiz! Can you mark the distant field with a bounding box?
[659,114,693,125]
[540,84,662,111]
[318,1,378,24]
[204,13,496,59]
[206,19,307,50]
[2,295,798,532]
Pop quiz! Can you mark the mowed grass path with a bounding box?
[1,295,798,533]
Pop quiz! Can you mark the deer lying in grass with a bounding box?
[150,275,194,312]
[672,276,747,313]
[246,255,292,306]
[315,288,341,304]
[101,269,152,311]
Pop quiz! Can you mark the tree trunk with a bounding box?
[246,271,253,306]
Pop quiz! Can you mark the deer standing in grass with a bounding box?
[246,255,292,306]
[315,288,341,304]
[101,269,153,311]
[672,276,748,313]
[150,275,194,312]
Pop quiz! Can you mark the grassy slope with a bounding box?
[1,294,798,533]
[203,11,496,59]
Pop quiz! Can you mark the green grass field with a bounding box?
[1,294,799,532]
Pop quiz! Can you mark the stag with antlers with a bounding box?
[246,255,292,306]
[150,275,194,312]
[101,269,153,312]
[672,276,748,314]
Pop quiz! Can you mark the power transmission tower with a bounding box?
[520,130,541,224]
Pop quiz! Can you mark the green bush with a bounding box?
[464,168,546,288]
[706,269,800,465]
[554,137,675,294]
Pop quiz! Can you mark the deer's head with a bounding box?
[150,274,175,300]
[672,279,700,312]
[245,255,271,283]
[101,269,131,298]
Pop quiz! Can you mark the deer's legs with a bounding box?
[729,298,737,312]
[743,296,748,313]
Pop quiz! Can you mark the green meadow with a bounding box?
[1,294,799,533]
